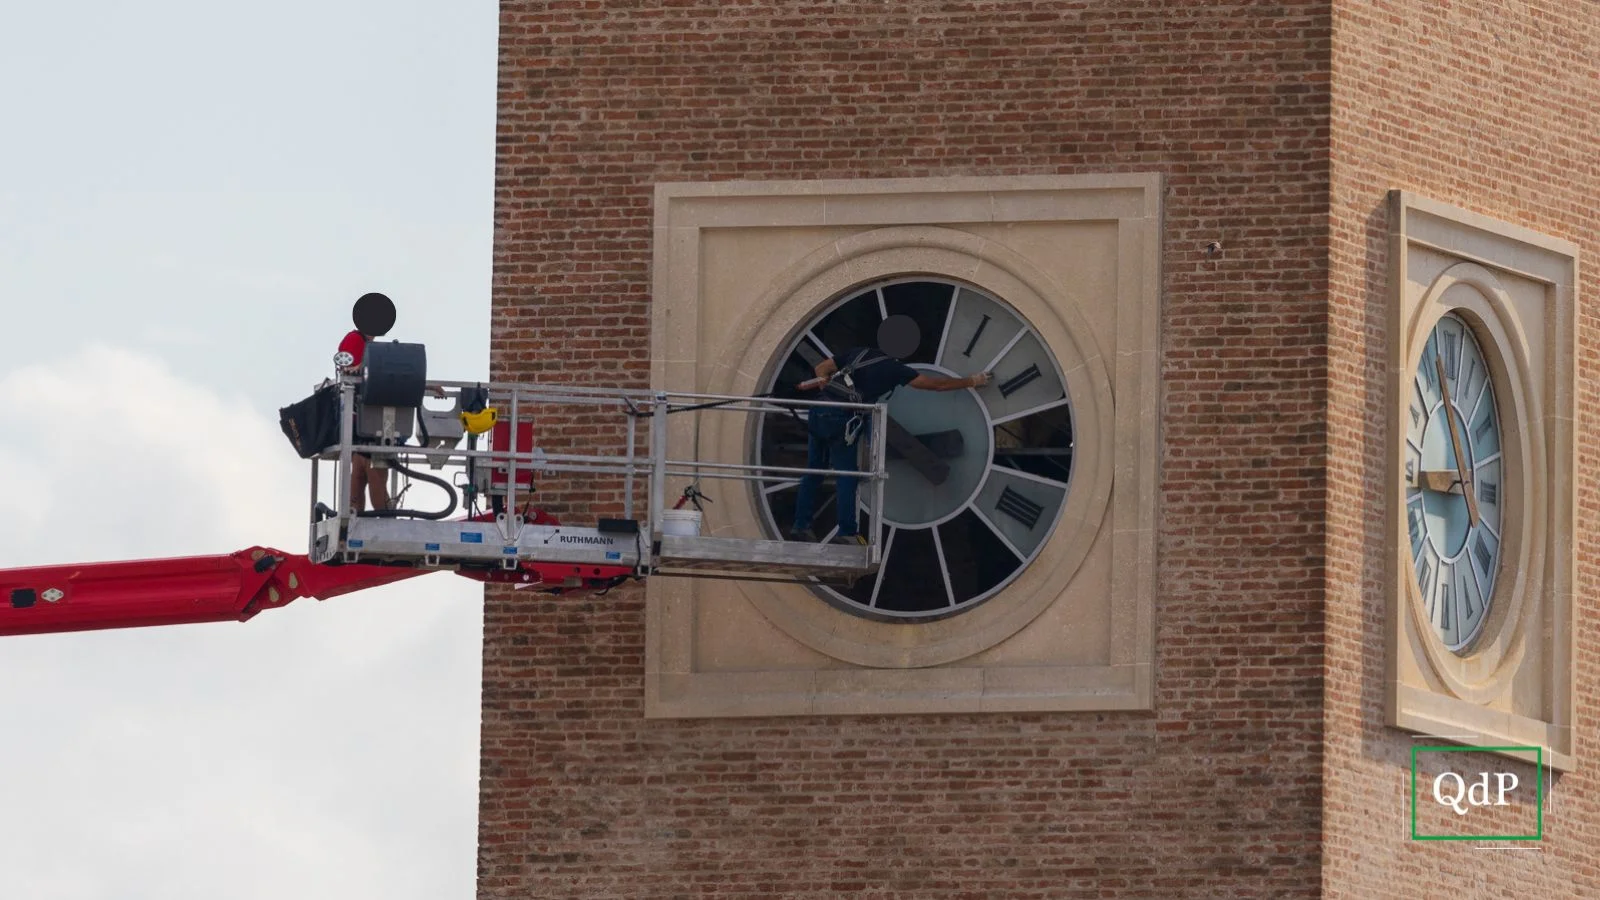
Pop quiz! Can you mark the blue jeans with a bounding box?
[792,408,865,537]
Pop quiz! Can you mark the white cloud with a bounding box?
[0,343,305,563]
[0,345,481,899]
[0,2,495,894]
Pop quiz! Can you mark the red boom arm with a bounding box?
[0,548,424,637]
[0,547,637,637]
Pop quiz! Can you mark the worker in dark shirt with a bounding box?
[790,316,991,544]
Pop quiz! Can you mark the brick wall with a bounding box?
[484,2,1331,896]
[1324,1,1600,895]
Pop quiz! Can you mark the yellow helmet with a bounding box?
[461,407,498,435]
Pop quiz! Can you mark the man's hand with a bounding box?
[970,371,993,388]
[798,376,828,391]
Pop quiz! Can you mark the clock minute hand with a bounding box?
[1435,355,1481,527]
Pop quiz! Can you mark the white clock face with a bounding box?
[757,278,1073,620]
[1405,312,1503,652]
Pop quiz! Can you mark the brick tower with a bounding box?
[480,3,1597,896]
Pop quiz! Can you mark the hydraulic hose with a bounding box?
[357,459,459,520]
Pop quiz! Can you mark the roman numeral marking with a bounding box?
[998,363,1043,398]
[1406,458,1416,482]
[1409,403,1423,430]
[1478,481,1497,506]
[1472,538,1493,575]
[1422,352,1439,391]
[1418,558,1432,594]
[996,486,1044,530]
[1461,576,1477,619]
[1442,332,1460,380]
[1473,413,1494,442]
[962,314,991,357]
[1440,581,1453,631]
[1408,505,1425,542]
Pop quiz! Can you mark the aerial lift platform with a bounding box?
[0,336,890,637]
[310,373,889,583]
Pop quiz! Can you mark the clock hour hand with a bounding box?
[775,429,963,460]
[1415,470,1466,494]
[886,429,964,461]
[1435,355,1481,527]
[885,416,950,486]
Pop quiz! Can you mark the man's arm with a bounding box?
[797,357,840,390]
[909,371,991,392]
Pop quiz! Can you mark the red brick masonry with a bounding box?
[487,2,1337,897]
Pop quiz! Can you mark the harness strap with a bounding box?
[823,349,891,404]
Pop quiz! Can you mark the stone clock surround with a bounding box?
[647,175,1161,718]
[1385,191,1577,770]
[732,237,1113,659]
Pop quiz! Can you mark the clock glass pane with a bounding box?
[1475,458,1501,534]
[1405,494,1426,561]
[981,332,1069,424]
[1406,312,1502,653]
[756,278,1073,620]
[974,468,1069,560]
[872,381,991,526]
[938,288,1022,376]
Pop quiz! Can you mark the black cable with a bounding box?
[630,391,803,423]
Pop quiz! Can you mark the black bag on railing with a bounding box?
[279,383,342,459]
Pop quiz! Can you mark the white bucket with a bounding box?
[662,508,703,537]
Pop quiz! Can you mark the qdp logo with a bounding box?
[1410,746,1543,841]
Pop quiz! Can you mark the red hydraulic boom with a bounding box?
[0,549,418,636]
[0,547,634,638]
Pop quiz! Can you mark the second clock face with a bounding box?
[1405,312,1503,652]
[757,278,1074,620]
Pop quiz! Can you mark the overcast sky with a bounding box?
[1,2,497,897]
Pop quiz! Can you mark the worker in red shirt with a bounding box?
[336,293,397,512]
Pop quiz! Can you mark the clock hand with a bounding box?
[1415,470,1468,494]
[778,429,964,459]
[1435,355,1481,527]
[885,415,950,486]
[886,429,964,461]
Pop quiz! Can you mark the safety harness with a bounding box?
[818,349,896,446]
[820,349,895,405]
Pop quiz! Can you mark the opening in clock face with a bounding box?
[756,278,1074,620]
[1405,312,1503,653]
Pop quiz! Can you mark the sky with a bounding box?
[0,2,498,897]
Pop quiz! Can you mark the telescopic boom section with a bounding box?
[0,548,423,637]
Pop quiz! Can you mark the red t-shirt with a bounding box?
[336,330,366,371]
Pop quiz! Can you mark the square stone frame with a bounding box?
[1385,190,1578,771]
[647,174,1162,718]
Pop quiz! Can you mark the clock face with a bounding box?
[756,278,1074,620]
[1405,312,1503,652]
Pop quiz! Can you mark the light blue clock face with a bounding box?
[1405,312,1503,652]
